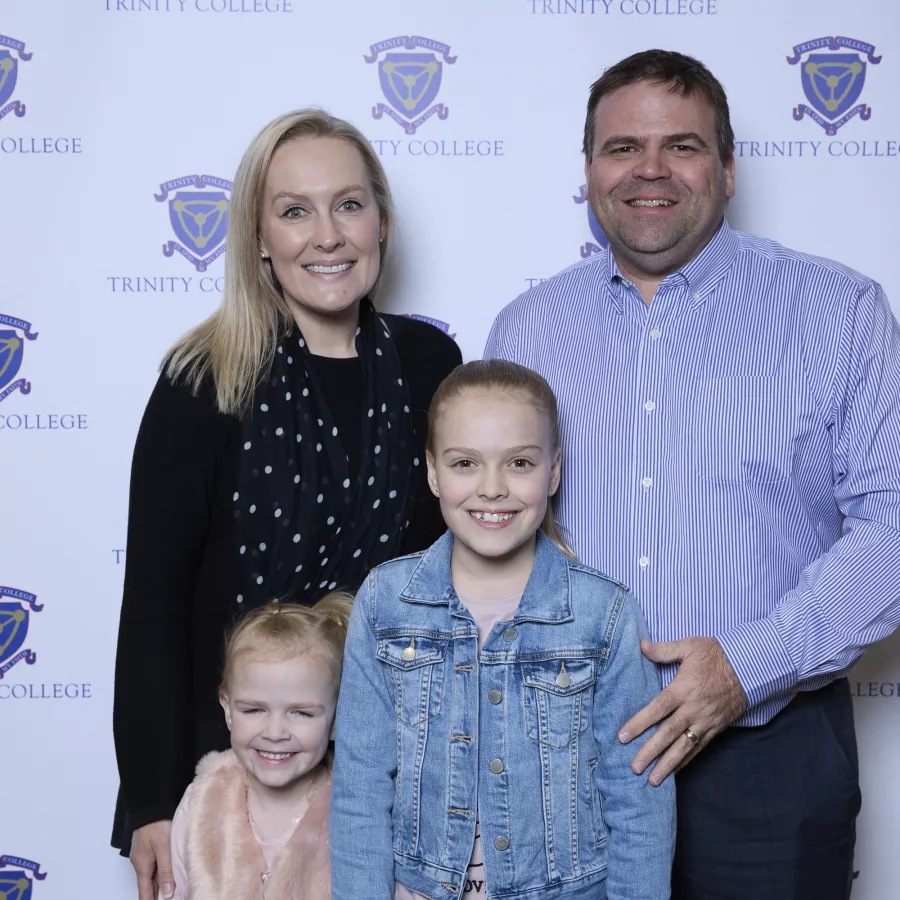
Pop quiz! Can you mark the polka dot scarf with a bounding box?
[233,300,414,609]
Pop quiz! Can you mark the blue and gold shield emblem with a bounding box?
[379,53,442,121]
[574,185,608,259]
[788,36,881,135]
[0,36,31,123]
[0,316,38,403]
[801,54,866,121]
[168,192,229,259]
[0,589,41,679]
[155,175,232,272]
[0,51,19,108]
[0,870,33,900]
[0,330,23,391]
[0,856,47,898]
[365,36,456,135]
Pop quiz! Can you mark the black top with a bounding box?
[111,315,460,848]
[307,354,364,477]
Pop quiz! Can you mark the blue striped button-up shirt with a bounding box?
[485,220,900,726]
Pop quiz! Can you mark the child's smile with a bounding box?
[427,390,561,591]
[220,654,336,794]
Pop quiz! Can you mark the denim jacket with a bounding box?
[330,531,675,900]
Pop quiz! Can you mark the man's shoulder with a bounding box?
[735,229,877,295]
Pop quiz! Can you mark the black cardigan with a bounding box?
[111,315,460,849]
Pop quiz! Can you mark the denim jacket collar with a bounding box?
[399,530,573,624]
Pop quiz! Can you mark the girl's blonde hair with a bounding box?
[164,108,395,417]
[426,359,576,558]
[220,592,354,694]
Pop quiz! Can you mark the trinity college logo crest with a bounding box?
[405,314,456,340]
[0,855,47,899]
[573,185,608,258]
[788,36,881,135]
[0,35,32,124]
[365,36,456,135]
[0,587,42,679]
[0,316,38,404]
[155,175,232,272]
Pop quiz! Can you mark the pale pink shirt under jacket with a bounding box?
[395,591,523,900]
[170,783,305,899]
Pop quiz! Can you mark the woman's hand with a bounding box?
[130,820,175,900]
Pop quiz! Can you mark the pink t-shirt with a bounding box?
[395,592,522,900]
[170,783,309,899]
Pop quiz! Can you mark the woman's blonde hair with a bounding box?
[426,359,576,559]
[220,592,354,694]
[164,109,395,416]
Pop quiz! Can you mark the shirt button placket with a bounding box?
[637,314,664,585]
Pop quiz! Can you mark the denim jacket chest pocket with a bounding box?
[522,658,598,748]
[376,635,447,727]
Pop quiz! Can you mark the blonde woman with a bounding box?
[111,109,460,900]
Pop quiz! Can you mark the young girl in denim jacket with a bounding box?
[330,360,675,900]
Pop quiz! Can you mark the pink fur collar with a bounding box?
[184,749,331,900]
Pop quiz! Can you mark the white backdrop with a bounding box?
[1,0,898,896]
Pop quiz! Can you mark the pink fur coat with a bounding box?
[181,750,332,900]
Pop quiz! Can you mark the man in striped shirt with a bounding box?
[485,49,900,900]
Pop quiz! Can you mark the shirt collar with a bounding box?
[399,530,573,624]
[604,217,740,309]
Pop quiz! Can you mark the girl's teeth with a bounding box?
[471,512,514,523]
[259,751,294,760]
[305,263,352,274]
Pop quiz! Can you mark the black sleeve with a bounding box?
[383,314,463,553]
[112,372,225,831]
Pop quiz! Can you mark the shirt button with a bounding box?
[489,758,505,774]
[693,291,701,301]
[639,556,650,568]
[644,401,656,412]
[494,836,510,851]
[641,476,652,488]
[488,689,503,704]
[502,628,518,642]
[650,329,661,340]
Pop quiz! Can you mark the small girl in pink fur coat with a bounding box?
[170,593,352,900]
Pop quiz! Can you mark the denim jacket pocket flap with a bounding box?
[377,635,447,727]
[523,658,597,696]
[377,635,447,671]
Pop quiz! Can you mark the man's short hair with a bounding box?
[583,49,735,164]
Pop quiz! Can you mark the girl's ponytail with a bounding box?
[220,591,356,692]
[311,590,354,653]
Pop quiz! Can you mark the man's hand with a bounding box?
[130,820,175,900]
[618,637,748,785]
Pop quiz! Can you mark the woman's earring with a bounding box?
[260,251,268,259]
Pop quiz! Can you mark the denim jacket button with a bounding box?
[494,836,510,851]
[502,628,518,642]
[489,758,505,774]
[488,689,502,704]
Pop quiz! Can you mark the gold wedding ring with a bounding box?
[684,728,700,745]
